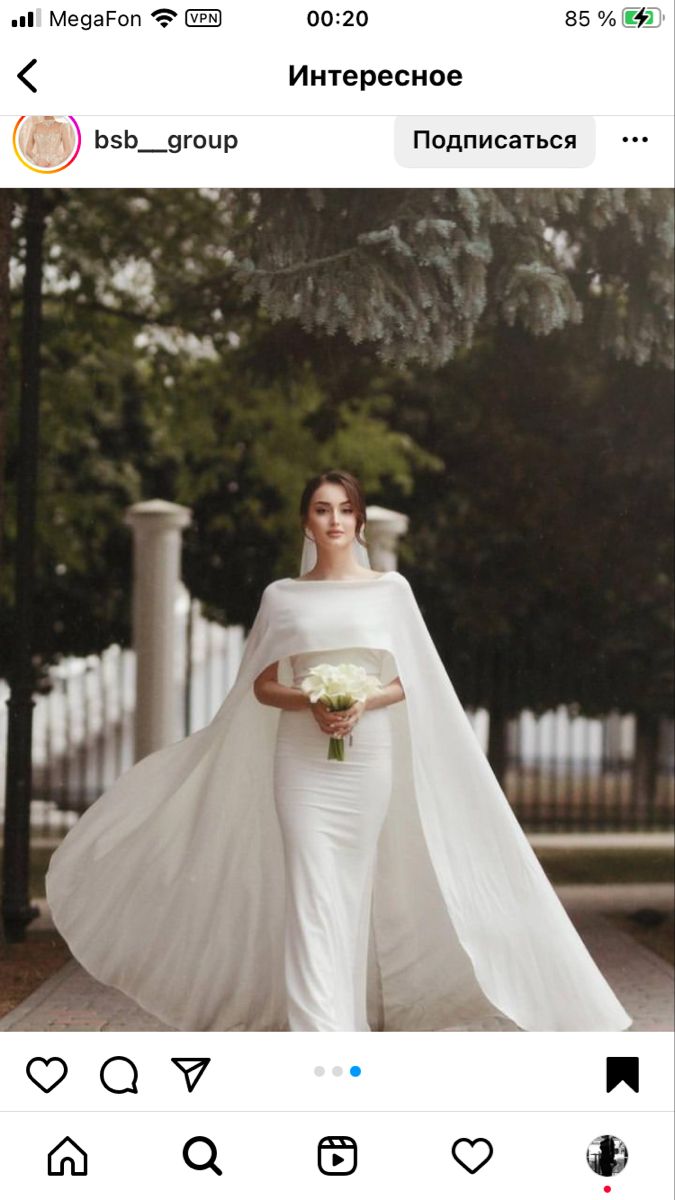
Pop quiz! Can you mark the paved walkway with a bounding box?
[1,885,672,1033]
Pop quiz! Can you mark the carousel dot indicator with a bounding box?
[604,1188,611,1194]
[349,1065,362,1077]
[314,1065,325,1076]
[332,1065,343,1076]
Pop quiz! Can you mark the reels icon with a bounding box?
[318,1136,357,1176]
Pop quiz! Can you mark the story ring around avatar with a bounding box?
[13,115,82,174]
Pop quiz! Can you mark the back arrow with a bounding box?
[18,59,38,93]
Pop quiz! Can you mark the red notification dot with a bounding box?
[604,1189,611,1195]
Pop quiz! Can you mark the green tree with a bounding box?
[386,324,673,789]
[1,187,672,683]
[0,191,10,566]
[235,189,674,368]
[0,294,434,676]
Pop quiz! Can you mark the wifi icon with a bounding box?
[151,7,177,25]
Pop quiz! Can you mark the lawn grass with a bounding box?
[0,845,60,900]
[533,846,674,885]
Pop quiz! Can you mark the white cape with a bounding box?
[46,572,631,1032]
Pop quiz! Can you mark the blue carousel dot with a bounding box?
[349,1065,362,1077]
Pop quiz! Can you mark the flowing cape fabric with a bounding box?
[46,572,631,1032]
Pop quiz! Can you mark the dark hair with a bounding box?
[299,470,367,547]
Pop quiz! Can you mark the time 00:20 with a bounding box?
[307,10,369,25]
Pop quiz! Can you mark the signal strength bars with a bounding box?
[12,7,41,25]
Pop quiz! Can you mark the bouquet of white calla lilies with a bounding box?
[300,662,383,761]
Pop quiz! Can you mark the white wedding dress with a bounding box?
[46,572,631,1033]
[275,648,392,1031]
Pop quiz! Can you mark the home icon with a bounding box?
[47,1136,88,1176]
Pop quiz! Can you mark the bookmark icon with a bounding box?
[606,1056,639,1093]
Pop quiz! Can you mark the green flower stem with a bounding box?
[328,736,345,761]
[325,695,353,761]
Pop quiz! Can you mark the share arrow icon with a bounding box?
[171,1057,211,1093]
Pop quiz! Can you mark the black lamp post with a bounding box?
[2,191,46,941]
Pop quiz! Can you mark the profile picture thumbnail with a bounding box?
[13,115,81,173]
[586,1134,629,1177]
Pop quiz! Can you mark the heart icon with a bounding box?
[26,1057,68,1093]
[451,1137,494,1174]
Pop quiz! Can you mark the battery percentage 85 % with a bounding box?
[565,10,617,24]
[566,8,663,23]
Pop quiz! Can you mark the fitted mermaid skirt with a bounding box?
[274,706,392,1031]
[273,647,393,1032]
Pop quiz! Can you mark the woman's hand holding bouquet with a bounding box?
[301,663,382,761]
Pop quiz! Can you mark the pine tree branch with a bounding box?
[241,246,357,277]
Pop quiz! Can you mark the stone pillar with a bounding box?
[365,504,409,571]
[125,500,192,762]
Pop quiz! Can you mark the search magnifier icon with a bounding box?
[182,1136,223,1176]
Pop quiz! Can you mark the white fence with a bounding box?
[1,602,673,835]
[0,590,245,834]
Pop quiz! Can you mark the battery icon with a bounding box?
[622,7,662,25]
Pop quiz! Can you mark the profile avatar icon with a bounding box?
[586,1134,629,1177]
[13,115,81,173]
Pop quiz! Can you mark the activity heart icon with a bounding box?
[26,1057,68,1093]
[451,1137,494,1174]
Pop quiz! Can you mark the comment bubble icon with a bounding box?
[100,1056,139,1095]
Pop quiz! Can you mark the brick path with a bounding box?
[1,884,672,1033]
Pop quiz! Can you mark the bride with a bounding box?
[46,469,631,1033]
[257,472,404,1031]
